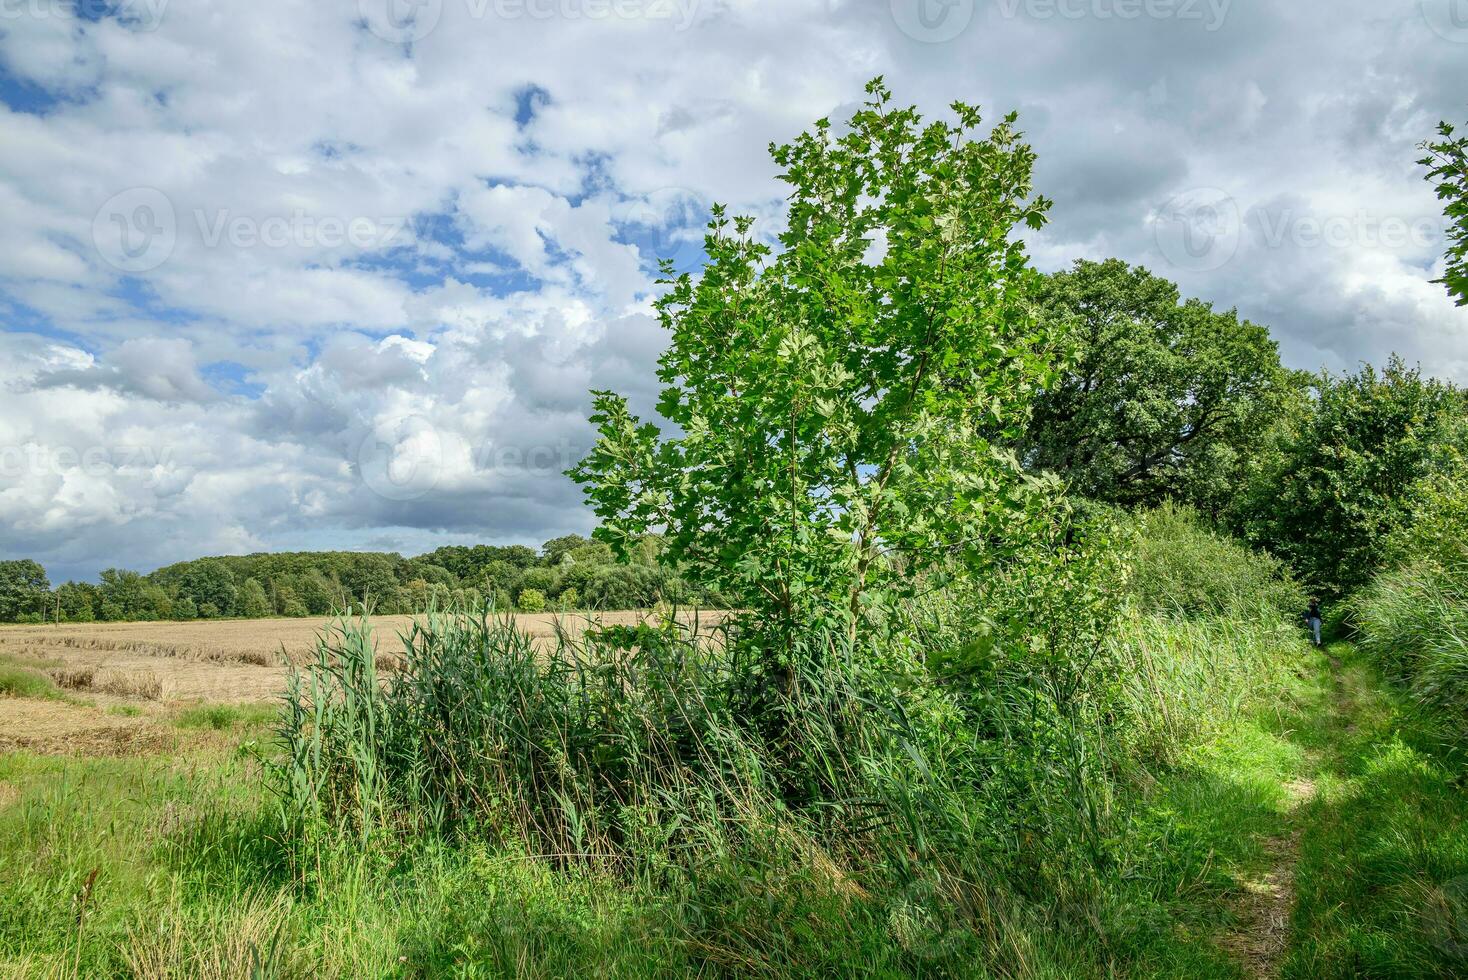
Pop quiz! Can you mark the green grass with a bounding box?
[171,703,277,731]
[9,620,1458,977]
[0,664,65,701]
[1284,645,1468,978]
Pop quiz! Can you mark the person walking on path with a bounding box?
[1305,598,1323,647]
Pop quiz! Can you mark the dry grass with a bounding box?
[0,953,70,979]
[0,698,174,756]
[94,669,169,701]
[50,667,95,690]
[124,893,295,979]
[0,611,682,669]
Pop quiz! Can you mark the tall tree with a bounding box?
[1021,258,1293,512]
[0,559,50,621]
[1237,357,1464,597]
[1420,117,1468,306]
[572,79,1057,650]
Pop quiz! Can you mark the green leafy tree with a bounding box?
[1420,117,1468,305]
[1238,357,1464,597]
[518,568,559,598]
[0,559,50,621]
[55,581,96,622]
[98,569,145,618]
[296,570,337,615]
[540,534,596,566]
[572,80,1056,650]
[271,582,308,617]
[179,560,238,617]
[1022,259,1292,512]
[516,587,547,613]
[237,578,271,618]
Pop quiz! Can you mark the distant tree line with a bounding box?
[0,534,717,624]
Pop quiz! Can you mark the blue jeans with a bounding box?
[1308,617,1321,646]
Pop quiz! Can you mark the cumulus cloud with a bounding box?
[0,0,1465,579]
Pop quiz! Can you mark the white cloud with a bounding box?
[0,0,1465,579]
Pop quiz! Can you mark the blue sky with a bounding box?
[1,0,1465,581]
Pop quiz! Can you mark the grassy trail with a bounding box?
[1205,642,1468,978]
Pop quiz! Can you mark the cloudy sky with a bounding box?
[1,0,1465,581]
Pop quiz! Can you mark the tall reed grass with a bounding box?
[1356,557,1468,749]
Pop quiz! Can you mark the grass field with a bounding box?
[3,612,1466,977]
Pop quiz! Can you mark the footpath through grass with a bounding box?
[1109,639,1468,979]
[1283,644,1468,978]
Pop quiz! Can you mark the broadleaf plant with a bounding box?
[571,79,1058,655]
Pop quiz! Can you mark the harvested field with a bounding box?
[0,611,720,754]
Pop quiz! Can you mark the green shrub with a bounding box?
[1357,475,1468,747]
[1356,558,1468,742]
[175,703,277,731]
[273,510,1131,962]
[1128,502,1303,621]
[516,588,546,613]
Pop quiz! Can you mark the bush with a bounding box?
[273,511,1134,963]
[1356,475,1468,748]
[1128,503,1303,621]
[516,588,546,613]
[1356,558,1468,744]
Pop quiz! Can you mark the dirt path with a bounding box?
[1218,649,1365,979]
[1221,776,1316,978]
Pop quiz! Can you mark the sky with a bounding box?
[0,0,1465,582]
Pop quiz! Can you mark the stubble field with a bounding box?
[0,611,685,755]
